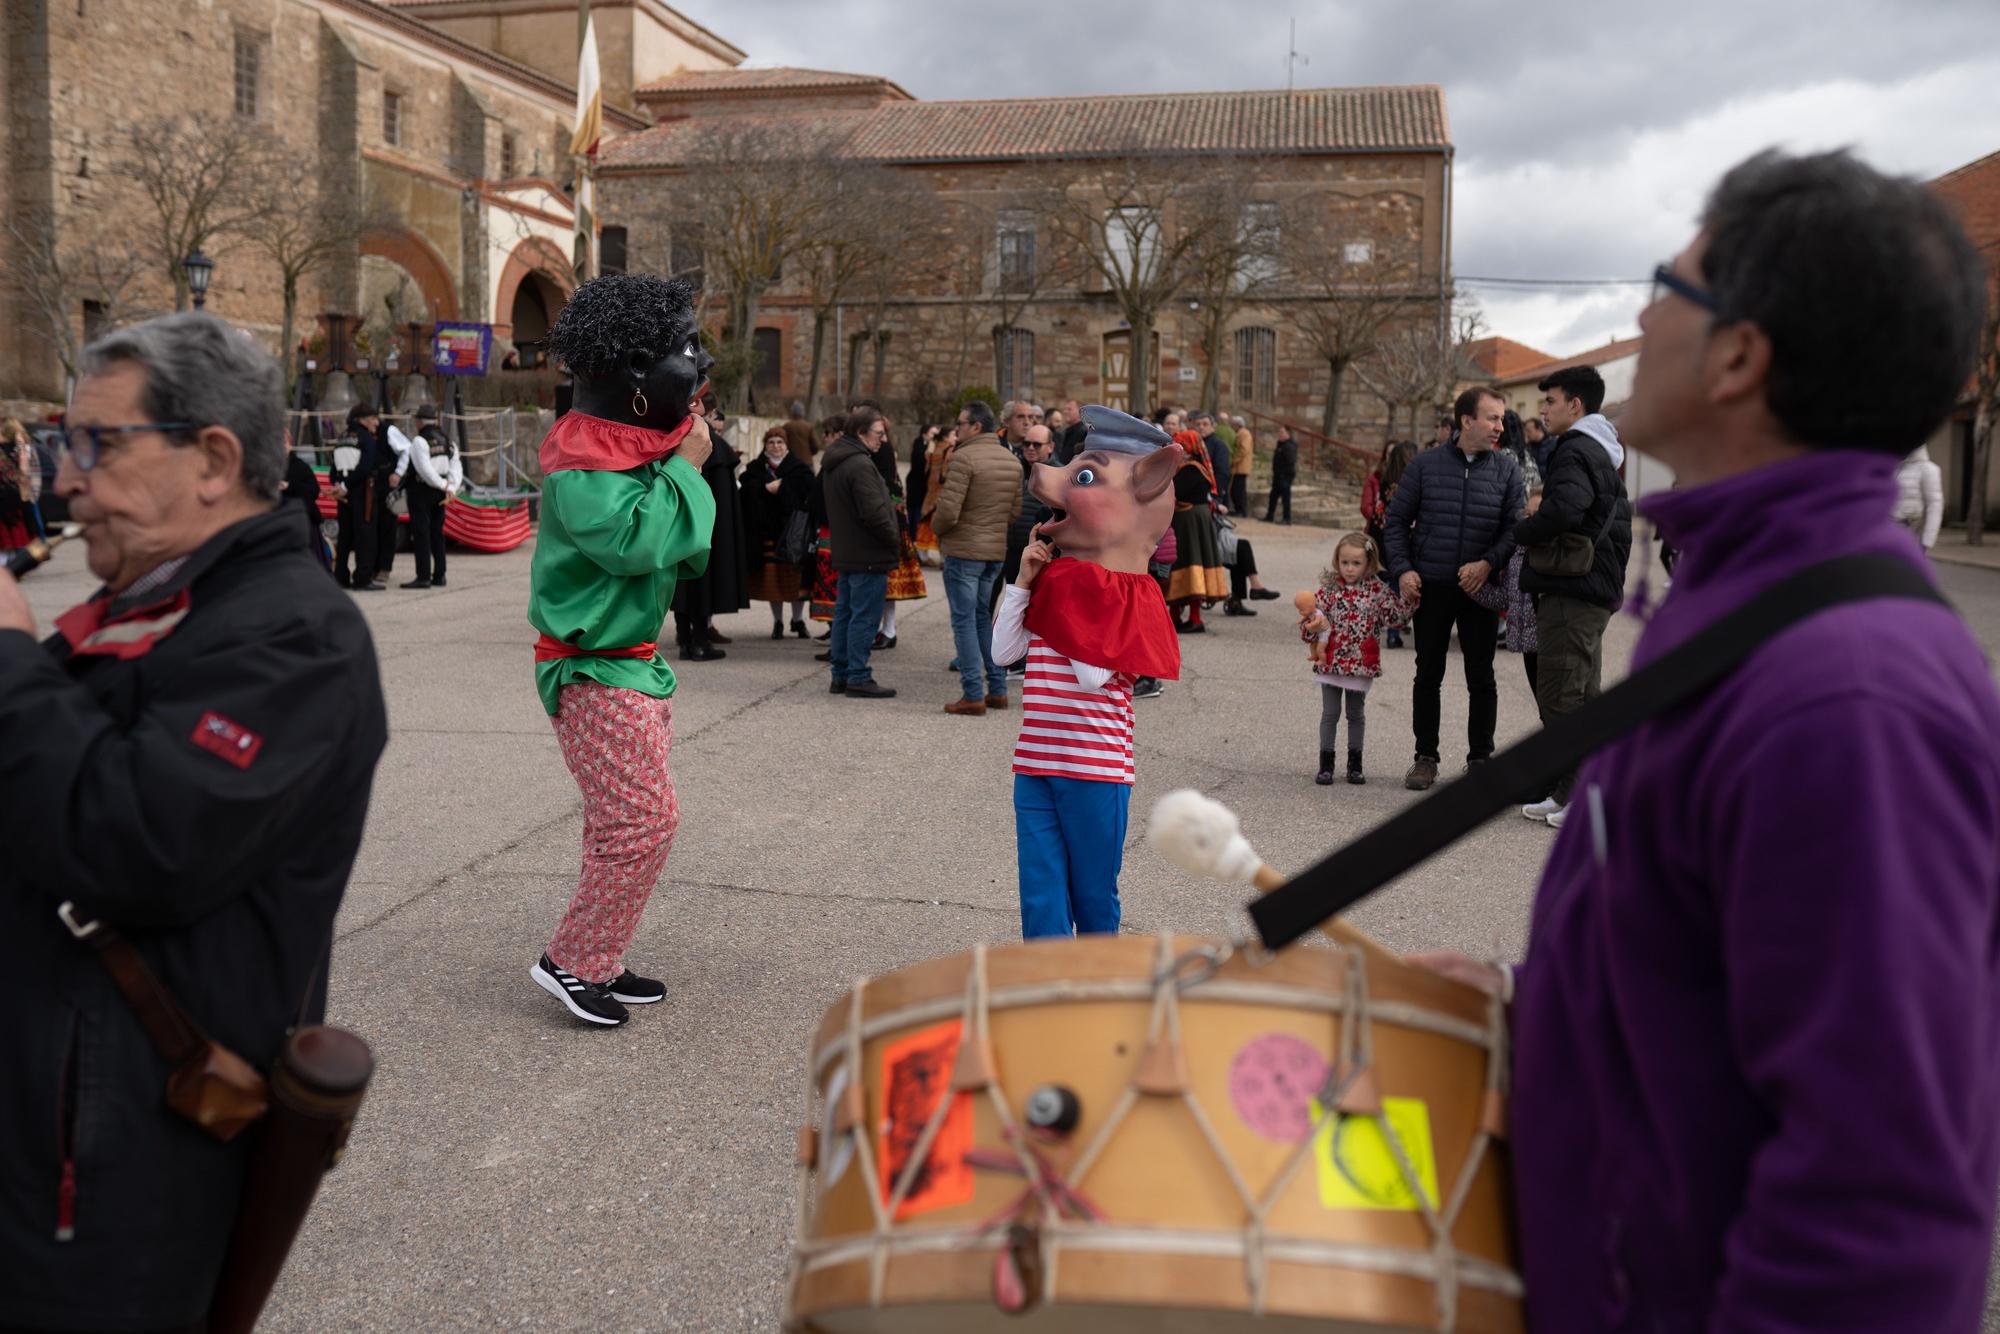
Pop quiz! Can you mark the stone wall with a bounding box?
[0,0,595,400]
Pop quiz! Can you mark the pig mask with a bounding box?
[1028,406,1181,575]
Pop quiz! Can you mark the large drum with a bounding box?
[785,933,1520,1332]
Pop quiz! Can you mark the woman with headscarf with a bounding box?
[1164,429,1229,633]
[741,424,813,638]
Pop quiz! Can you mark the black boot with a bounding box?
[1347,750,1365,785]
[1315,750,1336,785]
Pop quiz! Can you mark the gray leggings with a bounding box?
[1319,685,1366,753]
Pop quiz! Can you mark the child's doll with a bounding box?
[1298,532,1415,785]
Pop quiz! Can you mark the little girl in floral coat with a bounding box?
[1299,531,1417,785]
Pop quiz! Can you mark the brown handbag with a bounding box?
[59,901,269,1141]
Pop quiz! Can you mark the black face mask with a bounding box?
[632,313,716,432]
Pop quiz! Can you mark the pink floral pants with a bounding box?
[546,682,680,983]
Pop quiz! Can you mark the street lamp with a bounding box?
[183,250,214,310]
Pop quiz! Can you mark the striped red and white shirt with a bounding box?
[1013,638,1135,783]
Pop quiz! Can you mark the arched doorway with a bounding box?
[495,237,575,369]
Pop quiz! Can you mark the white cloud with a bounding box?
[1456,55,2000,354]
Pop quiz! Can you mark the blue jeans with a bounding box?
[943,557,1007,701]
[1014,773,1129,939]
[830,570,888,685]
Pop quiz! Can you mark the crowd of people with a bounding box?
[6,147,2000,1334]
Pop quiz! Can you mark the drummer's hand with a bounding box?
[1406,950,1508,999]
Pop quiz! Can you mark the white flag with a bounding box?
[569,15,602,159]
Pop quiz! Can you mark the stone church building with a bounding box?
[4,0,1452,437]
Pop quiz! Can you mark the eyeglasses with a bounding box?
[61,422,198,472]
[1651,263,1719,312]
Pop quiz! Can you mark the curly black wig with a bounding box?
[547,273,698,382]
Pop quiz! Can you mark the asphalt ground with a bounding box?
[18,515,2000,1332]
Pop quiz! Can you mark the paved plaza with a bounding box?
[20,517,2000,1331]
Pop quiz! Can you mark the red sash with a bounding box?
[533,634,659,663]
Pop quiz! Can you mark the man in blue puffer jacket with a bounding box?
[1379,385,1524,789]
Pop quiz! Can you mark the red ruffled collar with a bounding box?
[539,411,694,474]
[1024,558,1181,680]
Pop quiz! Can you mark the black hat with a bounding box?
[415,403,439,421]
[346,403,379,427]
[1074,405,1172,456]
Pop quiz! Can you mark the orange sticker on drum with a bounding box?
[878,1020,976,1219]
[1310,1096,1440,1212]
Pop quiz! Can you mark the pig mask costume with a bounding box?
[991,406,1182,938]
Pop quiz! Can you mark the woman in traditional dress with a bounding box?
[0,419,38,548]
[914,423,958,566]
[1164,429,1229,633]
[873,415,927,649]
[740,425,812,639]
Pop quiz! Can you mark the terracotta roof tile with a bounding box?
[636,66,911,98]
[1464,335,1558,379]
[602,84,1448,168]
[1497,335,1644,386]
[1930,148,2000,255]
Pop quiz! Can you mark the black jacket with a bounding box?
[282,451,322,551]
[1513,428,1632,610]
[1270,436,1298,483]
[0,509,386,1329]
[739,452,810,569]
[821,437,901,572]
[1380,443,1525,583]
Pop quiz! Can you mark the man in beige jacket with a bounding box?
[935,400,1025,715]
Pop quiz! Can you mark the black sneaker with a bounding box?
[432,576,446,587]
[400,578,431,589]
[608,967,666,1005]
[845,680,897,699]
[1131,677,1163,699]
[531,954,629,1026]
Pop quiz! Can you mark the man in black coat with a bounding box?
[821,407,902,698]
[1264,424,1298,523]
[1192,410,1231,508]
[0,313,387,1330]
[332,402,396,591]
[1380,385,1525,789]
[1513,365,1632,823]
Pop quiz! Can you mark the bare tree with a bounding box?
[651,120,843,411]
[118,112,277,310]
[847,188,952,403]
[1354,294,1484,439]
[1177,162,1282,415]
[1966,268,1999,544]
[1044,156,1239,418]
[239,148,390,382]
[1281,192,1431,438]
[0,206,151,392]
[797,162,932,414]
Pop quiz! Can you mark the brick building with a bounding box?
[598,71,1453,432]
[0,0,729,401]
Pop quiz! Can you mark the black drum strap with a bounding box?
[1246,552,1950,952]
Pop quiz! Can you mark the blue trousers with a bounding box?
[944,556,1007,702]
[1014,773,1129,939]
[829,570,888,686]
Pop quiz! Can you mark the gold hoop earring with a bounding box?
[631,389,650,418]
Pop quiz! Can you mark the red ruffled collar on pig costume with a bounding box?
[539,411,695,474]
[1025,557,1181,681]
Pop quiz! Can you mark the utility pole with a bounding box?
[1287,18,1309,92]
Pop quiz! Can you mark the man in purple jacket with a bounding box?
[1414,149,2000,1331]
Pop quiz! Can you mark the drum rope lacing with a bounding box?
[786,936,1519,1331]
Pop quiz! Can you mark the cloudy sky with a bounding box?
[674,0,2000,360]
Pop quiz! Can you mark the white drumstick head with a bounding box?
[1148,789,1262,884]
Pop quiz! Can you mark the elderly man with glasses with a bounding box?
[0,313,387,1330]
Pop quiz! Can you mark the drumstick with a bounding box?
[1147,789,1401,967]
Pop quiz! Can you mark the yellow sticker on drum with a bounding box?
[1309,1096,1440,1212]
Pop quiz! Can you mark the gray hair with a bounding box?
[79,313,286,500]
